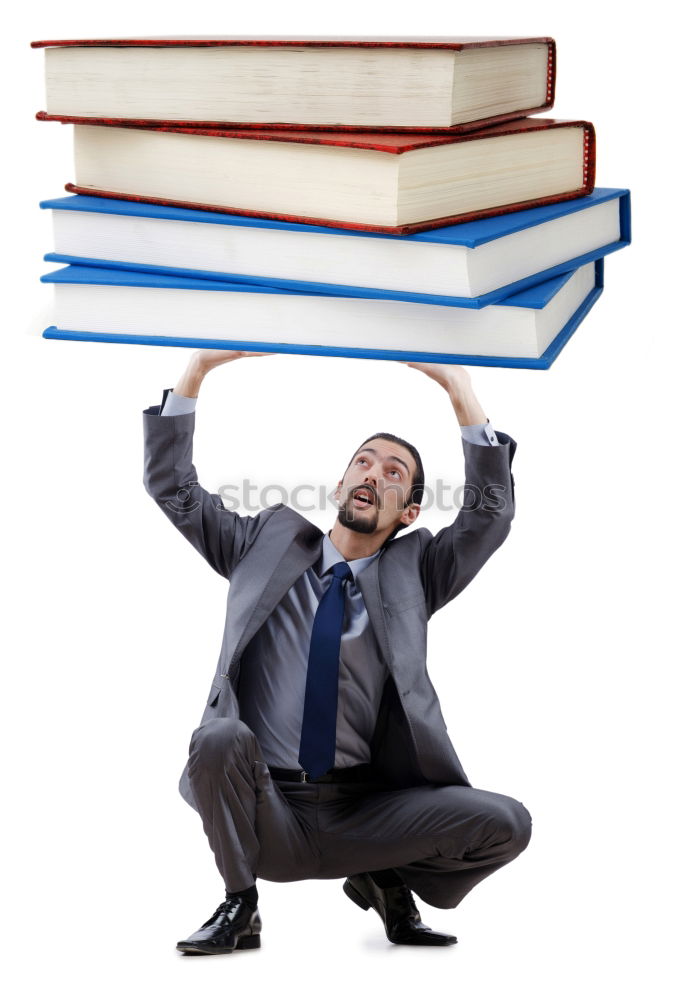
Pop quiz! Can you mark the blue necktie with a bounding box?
[298,561,353,780]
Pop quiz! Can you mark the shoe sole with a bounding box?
[176,934,261,955]
[389,935,458,946]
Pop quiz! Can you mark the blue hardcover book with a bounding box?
[41,260,604,370]
[41,188,629,309]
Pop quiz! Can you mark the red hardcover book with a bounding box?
[60,118,595,236]
[32,35,555,134]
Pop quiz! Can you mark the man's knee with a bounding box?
[494,796,532,856]
[434,786,532,857]
[188,717,256,769]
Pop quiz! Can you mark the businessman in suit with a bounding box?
[143,348,531,954]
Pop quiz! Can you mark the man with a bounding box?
[143,348,531,955]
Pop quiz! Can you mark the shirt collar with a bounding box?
[317,531,381,582]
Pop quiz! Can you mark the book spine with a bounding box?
[582,122,596,192]
[546,39,556,108]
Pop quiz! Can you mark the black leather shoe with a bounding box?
[343,873,457,946]
[176,897,262,955]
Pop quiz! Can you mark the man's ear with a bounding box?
[401,503,421,527]
[334,479,343,500]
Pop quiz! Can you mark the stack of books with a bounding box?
[33,35,631,369]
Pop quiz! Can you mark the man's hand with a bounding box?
[400,361,488,427]
[173,348,276,398]
[401,361,471,391]
[193,348,276,370]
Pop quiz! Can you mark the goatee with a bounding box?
[337,502,378,535]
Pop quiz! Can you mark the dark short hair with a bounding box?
[344,432,425,543]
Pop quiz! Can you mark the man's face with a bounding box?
[334,437,420,540]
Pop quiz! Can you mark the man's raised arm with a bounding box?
[143,349,277,579]
[402,362,516,617]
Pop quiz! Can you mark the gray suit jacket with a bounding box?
[143,404,517,810]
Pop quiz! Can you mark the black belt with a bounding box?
[269,764,374,784]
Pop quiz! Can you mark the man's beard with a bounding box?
[337,494,378,535]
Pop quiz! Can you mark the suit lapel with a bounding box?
[355,555,394,668]
[227,525,324,674]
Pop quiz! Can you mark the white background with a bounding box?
[3,3,670,998]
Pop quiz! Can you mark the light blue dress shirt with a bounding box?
[157,387,500,769]
[237,531,386,768]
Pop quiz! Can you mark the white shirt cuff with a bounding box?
[459,420,500,447]
[160,388,198,416]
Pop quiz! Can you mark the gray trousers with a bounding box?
[187,717,532,908]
